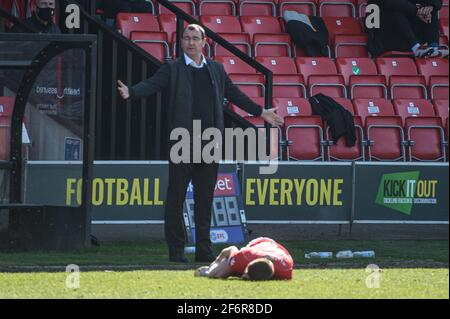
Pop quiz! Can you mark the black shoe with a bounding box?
[169,250,189,263]
[195,253,215,263]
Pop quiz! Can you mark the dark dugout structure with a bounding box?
[0,8,97,251]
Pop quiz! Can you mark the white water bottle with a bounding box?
[336,250,354,259]
[353,250,375,258]
[305,252,333,259]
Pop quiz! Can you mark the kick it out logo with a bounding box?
[375,171,438,215]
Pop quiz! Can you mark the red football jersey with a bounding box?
[228,237,294,280]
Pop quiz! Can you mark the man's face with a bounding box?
[181,28,206,59]
[36,0,55,9]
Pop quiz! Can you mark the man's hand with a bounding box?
[117,80,130,99]
[261,108,284,127]
[417,6,433,24]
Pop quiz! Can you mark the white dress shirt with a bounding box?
[184,53,207,68]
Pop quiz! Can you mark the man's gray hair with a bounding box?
[184,24,206,39]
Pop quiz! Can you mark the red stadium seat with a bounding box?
[215,56,257,73]
[357,0,367,18]
[440,18,449,39]
[254,33,292,57]
[279,0,317,16]
[272,97,312,118]
[239,0,276,16]
[229,74,266,97]
[318,0,357,17]
[392,99,436,126]
[295,57,346,97]
[229,97,265,118]
[432,99,449,125]
[389,75,428,100]
[415,58,449,86]
[240,16,282,41]
[0,96,14,161]
[0,116,11,160]
[158,0,196,16]
[440,1,449,19]
[295,57,338,80]
[158,14,190,42]
[336,57,378,85]
[327,115,365,161]
[353,98,396,121]
[214,33,252,56]
[375,57,418,80]
[285,116,325,161]
[406,117,447,161]
[272,74,307,98]
[349,75,387,99]
[309,74,347,98]
[0,96,14,117]
[334,34,369,58]
[256,56,298,74]
[244,117,282,160]
[365,116,406,161]
[323,17,363,40]
[116,13,160,39]
[333,97,355,114]
[200,15,242,33]
[199,0,237,16]
[439,34,449,48]
[131,31,170,63]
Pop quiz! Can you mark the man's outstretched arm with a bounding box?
[223,71,284,127]
[117,63,171,100]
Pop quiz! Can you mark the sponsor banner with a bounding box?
[25,161,168,221]
[242,162,352,222]
[354,163,449,222]
[25,161,240,223]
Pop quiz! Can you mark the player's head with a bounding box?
[242,258,275,281]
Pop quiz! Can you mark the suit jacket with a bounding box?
[129,56,263,134]
[285,17,329,57]
[309,94,356,147]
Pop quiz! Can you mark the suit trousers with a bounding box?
[380,7,440,51]
[164,161,219,256]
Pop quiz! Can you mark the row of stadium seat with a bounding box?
[230,97,449,126]
[219,57,449,100]
[2,96,448,162]
[129,0,449,19]
[117,13,450,60]
[229,97,449,162]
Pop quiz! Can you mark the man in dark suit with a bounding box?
[9,0,61,34]
[367,0,446,57]
[118,24,283,263]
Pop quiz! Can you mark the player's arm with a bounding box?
[208,245,238,266]
[207,246,238,278]
[208,258,233,278]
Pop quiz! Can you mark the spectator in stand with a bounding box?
[367,0,448,58]
[10,0,60,34]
